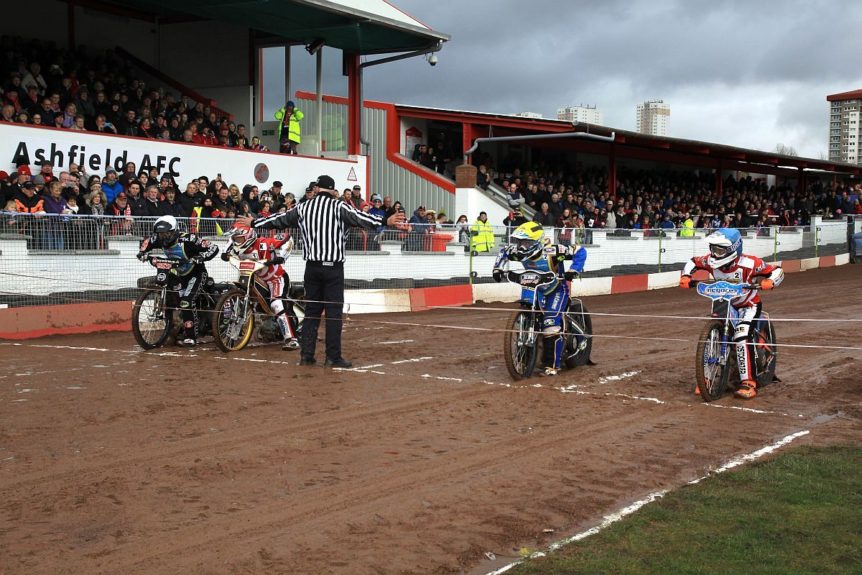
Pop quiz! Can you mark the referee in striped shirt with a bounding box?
[239,175,405,367]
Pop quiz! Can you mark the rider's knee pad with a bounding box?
[542,325,561,336]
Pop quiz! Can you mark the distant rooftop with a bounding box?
[827,89,862,102]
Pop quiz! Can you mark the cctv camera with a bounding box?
[428,53,438,66]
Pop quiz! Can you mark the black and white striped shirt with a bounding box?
[253,192,383,262]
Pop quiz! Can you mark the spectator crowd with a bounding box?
[474,160,861,245]
[2,36,859,255]
[0,36,267,151]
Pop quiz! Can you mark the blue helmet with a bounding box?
[706,228,742,268]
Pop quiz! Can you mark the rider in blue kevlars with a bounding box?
[492,222,587,376]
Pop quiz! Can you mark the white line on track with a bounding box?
[390,356,434,364]
[482,429,811,575]
[378,339,414,345]
[421,374,463,382]
[597,370,640,384]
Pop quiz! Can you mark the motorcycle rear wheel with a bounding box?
[132,289,173,350]
[564,300,593,369]
[504,310,539,380]
[212,289,256,352]
[755,319,778,388]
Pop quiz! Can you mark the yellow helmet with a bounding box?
[510,222,545,259]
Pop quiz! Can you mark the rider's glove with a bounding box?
[759,278,774,290]
[136,251,147,262]
[492,268,503,283]
[503,244,517,257]
[220,252,230,262]
[266,256,285,266]
[679,275,692,289]
[564,270,578,281]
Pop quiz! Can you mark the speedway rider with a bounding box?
[493,222,587,376]
[679,228,784,399]
[222,223,300,351]
[137,215,219,346]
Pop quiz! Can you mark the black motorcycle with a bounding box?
[132,255,228,349]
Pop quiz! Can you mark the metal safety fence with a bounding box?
[0,213,855,309]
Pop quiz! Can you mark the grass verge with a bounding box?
[510,445,862,575]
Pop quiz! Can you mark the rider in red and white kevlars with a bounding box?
[222,223,300,350]
[679,228,784,399]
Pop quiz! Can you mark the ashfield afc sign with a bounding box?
[0,123,367,197]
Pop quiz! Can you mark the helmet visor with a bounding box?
[513,238,537,250]
[710,244,732,259]
[157,231,176,244]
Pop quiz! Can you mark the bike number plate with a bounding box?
[519,272,541,287]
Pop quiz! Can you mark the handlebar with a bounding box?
[691,279,758,290]
[505,269,577,288]
[225,254,267,275]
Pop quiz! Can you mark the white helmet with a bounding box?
[706,229,742,269]
[153,215,179,246]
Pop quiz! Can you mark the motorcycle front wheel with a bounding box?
[212,289,256,352]
[695,320,730,402]
[504,310,539,380]
[132,289,173,350]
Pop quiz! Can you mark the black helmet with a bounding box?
[153,215,179,246]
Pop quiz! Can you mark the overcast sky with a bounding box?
[286,0,861,160]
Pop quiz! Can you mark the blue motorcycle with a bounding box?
[502,269,593,380]
[694,281,778,402]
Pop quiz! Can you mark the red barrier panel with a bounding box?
[0,301,132,340]
[780,259,802,273]
[611,274,649,294]
[409,284,473,311]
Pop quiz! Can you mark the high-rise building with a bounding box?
[636,100,670,136]
[512,111,543,119]
[827,89,862,165]
[557,105,602,125]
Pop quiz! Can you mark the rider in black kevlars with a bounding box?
[137,215,219,346]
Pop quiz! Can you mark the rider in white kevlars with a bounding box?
[222,222,300,350]
[679,228,784,399]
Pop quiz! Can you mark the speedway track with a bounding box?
[1,265,860,574]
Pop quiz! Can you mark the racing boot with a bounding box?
[178,321,197,347]
[282,337,300,351]
[735,379,757,399]
[540,367,558,377]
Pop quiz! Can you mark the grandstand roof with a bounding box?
[104,0,449,54]
[392,103,861,176]
[567,123,861,175]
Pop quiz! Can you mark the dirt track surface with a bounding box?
[1,265,860,575]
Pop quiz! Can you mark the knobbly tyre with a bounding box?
[690,280,778,402]
[212,253,306,352]
[132,255,228,349]
[500,267,593,380]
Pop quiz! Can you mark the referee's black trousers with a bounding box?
[302,261,344,361]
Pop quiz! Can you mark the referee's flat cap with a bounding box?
[316,175,336,190]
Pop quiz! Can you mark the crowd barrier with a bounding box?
[0,213,855,338]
